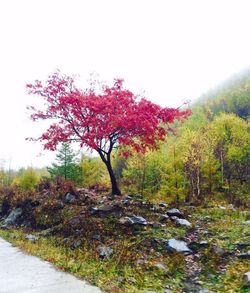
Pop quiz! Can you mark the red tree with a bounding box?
[27,72,190,195]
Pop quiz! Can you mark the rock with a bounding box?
[91,234,101,241]
[243,272,250,287]
[166,208,184,218]
[2,208,23,226]
[97,245,113,259]
[119,215,147,225]
[159,203,168,208]
[164,238,192,254]
[159,214,169,222]
[174,218,192,227]
[117,277,125,283]
[118,217,131,224]
[212,246,226,256]
[151,222,163,228]
[62,192,76,204]
[25,234,39,242]
[199,240,209,247]
[122,196,132,205]
[235,243,250,250]
[68,216,83,228]
[164,290,173,293]
[144,291,157,293]
[241,220,250,225]
[237,252,250,259]
[71,239,83,249]
[218,205,226,210]
[136,258,147,266]
[154,262,167,270]
[90,204,122,217]
[39,225,62,237]
[198,290,214,293]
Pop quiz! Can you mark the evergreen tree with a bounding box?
[48,142,81,184]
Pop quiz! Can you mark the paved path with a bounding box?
[0,237,102,293]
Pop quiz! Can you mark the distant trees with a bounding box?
[122,112,249,204]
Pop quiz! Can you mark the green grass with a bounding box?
[0,203,249,292]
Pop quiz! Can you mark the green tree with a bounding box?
[48,142,81,184]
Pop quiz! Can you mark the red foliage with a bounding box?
[27,71,190,154]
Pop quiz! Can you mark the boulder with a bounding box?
[237,252,250,259]
[119,215,147,226]
[164,238,192,254]
[159,203,168,208]
[122,196,132,205]
[68,216,83,228]
[90,204,122,217]
[174,218,192,228]
[62,192,76,204]
[243,272,250,287]
[212,245,226,257]
[154,262,167,271]
[218,205,226,210]
[71,239,83,249]
[97,245,113,259]
[151,222,163,228]
[241,220,250,225]
[2,208,23,227]
[159,214,169,222]
[25,234,39,242]
[91,234,101,241]
[166,208,184,218]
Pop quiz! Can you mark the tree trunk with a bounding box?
[97,148,121,196]
[105,159,121,195]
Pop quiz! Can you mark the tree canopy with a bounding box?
[27,72,190,195]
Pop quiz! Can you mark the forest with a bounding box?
[0,70,249,292]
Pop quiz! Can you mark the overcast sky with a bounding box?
[0,0,250,170]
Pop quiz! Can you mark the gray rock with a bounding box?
[154,263,167,270]
[212,246,226,256]
[237,252,250,259]
[91,204,122,217]
[122,196,132,205]
[97,246,113,259]
[174,218,192,227]
[135,258,147,266]
[241,220,250,225]
[2,208,23,226]
[243,272,250,287]
[159,203,168,208]
[39,227,56,237]
[117,276,125,283]
[152,222,163,228]
[199,240,209,246]
[144,291,157,293]
[25,234,39,242]
[164,238,192,254]
[164,290,173,293]
[71,239,83,249]
[62,192,76,204]
[91,234,101,241]
[159,214,169,222]
[166,208,184,218]
[119,215,147,225]
[218,205,226,210]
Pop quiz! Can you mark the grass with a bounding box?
[0,202,250,292]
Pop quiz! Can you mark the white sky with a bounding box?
[0,0,250,169]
